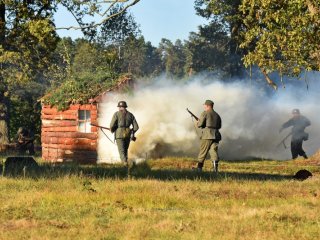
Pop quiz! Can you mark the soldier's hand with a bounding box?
[279,128,283,133]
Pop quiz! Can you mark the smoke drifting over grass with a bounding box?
[98,75,320,161]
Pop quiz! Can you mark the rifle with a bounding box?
[90,123,137,142]
[90,123,110,131]
[186,108,199,121]
[277,132,292,149]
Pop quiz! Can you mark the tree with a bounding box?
[97,4,141,45]
[0,0,141,144]
[239,0,320,89]
[118,35,162,77]
[158,39,188,78]
[56,0,141,34]
[186,20,230,76]
[0,0,58,144]
[195,0,320,89]
[195,0,244,77]
[72,39,119,76]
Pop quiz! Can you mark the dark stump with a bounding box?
[3,157,39,177]
[293,169,313,181]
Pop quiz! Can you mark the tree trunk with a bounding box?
[229,23,243,78]
[0,2,9,145]
[0,2,4,43]
[0,95,9,144]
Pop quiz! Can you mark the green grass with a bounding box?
[0,157,319,240]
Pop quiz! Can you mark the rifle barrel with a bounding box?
[90,123,110,131]
[276,132,292,148]
[186,108,199,121]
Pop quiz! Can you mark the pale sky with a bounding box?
[54,0,208,46]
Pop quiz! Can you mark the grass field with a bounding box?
[0,157,319,240]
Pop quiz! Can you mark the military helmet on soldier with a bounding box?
[292,109,300,114]
[204,100,214,107]
[117,101,128,108]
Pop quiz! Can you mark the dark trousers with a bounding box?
[291,139,307,159]
[17,142,35,155]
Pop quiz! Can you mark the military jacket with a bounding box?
[110,110,139,139]
[197,109,222,140]
[282,115,311,141]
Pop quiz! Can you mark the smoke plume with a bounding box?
[98,75,320,161]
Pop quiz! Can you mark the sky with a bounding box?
[54,0,208,46]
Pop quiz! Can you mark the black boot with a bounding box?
[193,162,203,172]
[213,161,219,173]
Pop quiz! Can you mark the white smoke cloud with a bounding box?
[97,75,320,161]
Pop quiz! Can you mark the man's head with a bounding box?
[203,100,214,111]
[117,101,128,111]
[292,109,300,118]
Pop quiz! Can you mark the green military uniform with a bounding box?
[110,101,139,163]
[197,100,222,172]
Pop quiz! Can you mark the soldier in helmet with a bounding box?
[194,100,222,173]
[110,101,139,166]
[279,109,311,159]
[16,127,35,155]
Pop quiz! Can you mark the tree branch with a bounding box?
[56,0,140,31]
[261,68,278,90]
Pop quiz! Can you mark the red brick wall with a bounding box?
[41,104,98,164]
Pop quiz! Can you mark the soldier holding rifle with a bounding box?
[188,100,222,173]
[110,101,139,166]
[279,109,310,159]
[91,101,138,167]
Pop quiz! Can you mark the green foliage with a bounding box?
[97,4,141,44]
[41,39,128,110]
[240,0,320,77]
[195,0,320,87]
[195,0,244,77]
[0,0,141,144]
[120,35,162,77]
[0,0,59,144]
[186,21,230,75]
[159,39,188,79]
[42,71,121,110]
[9,87,42,142]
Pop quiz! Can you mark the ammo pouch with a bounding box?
[215,130,222,142]
[122,128,131,139]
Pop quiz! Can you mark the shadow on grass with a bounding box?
[1,162,293,182]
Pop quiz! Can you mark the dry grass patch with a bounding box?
[0,158,319,239]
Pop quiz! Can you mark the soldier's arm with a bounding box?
[282,118,294,129]
[216,114,222,129]
[305,117,311,127]
[132,115,139,132]
[197,112,206,128]
[109,113,118,133]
